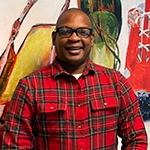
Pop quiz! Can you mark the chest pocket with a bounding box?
[91,97,119,110]
[36,102,67,135]
[90,97,119,132]
[38,102,67,113]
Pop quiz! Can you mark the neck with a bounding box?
[62,62,86,74]
[58,59,87,74]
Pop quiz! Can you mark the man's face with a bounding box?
[52,10,94,68]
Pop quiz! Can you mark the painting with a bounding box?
[0,0,149,148]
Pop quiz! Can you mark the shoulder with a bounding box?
[93,63,130,88]
[94,63,135,97]
[18,64,52,86]
[26,64,51,78]
[93,63,123,80]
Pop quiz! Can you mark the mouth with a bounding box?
[65,46,83,55]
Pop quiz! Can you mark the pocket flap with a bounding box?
[39,102,67,113]
[91,97,119,110]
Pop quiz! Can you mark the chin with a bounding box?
[67,59,85,66]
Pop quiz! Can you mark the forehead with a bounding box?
[56,9,91,28]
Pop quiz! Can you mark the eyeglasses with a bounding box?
[55,26,93,38]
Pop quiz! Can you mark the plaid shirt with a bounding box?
[2,60,147,150]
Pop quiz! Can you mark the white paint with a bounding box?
[0,0,77,55]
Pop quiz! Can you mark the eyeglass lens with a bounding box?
[56,27,92,38]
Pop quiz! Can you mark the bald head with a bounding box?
[56,8,92,28]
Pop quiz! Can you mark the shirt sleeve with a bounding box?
[116,72,148,150]
[1,79,35,150]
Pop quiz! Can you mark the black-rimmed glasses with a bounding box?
[55,26,93,38]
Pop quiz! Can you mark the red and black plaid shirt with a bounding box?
[2,60,147,150]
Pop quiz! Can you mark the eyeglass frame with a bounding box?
[55,26,93,38]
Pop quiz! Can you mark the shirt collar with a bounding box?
[51,59,96,79]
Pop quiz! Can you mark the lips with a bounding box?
[65,46,83,55]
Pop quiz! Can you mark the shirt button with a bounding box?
[78,125,82,129]
[104,102,107,106]
[78,104,81,107]
[50,106,54,109]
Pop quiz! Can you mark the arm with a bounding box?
[117,72,147,150]
[1,79,35,150]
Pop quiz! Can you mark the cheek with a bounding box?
[86,36,93,44]
[84,39,93,49]
[55,40,64,52]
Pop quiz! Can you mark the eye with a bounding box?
[58,27,72,36]
[77,28,91,37]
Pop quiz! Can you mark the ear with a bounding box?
[52,31,56,45]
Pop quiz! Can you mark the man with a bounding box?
[1,8,147,149]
